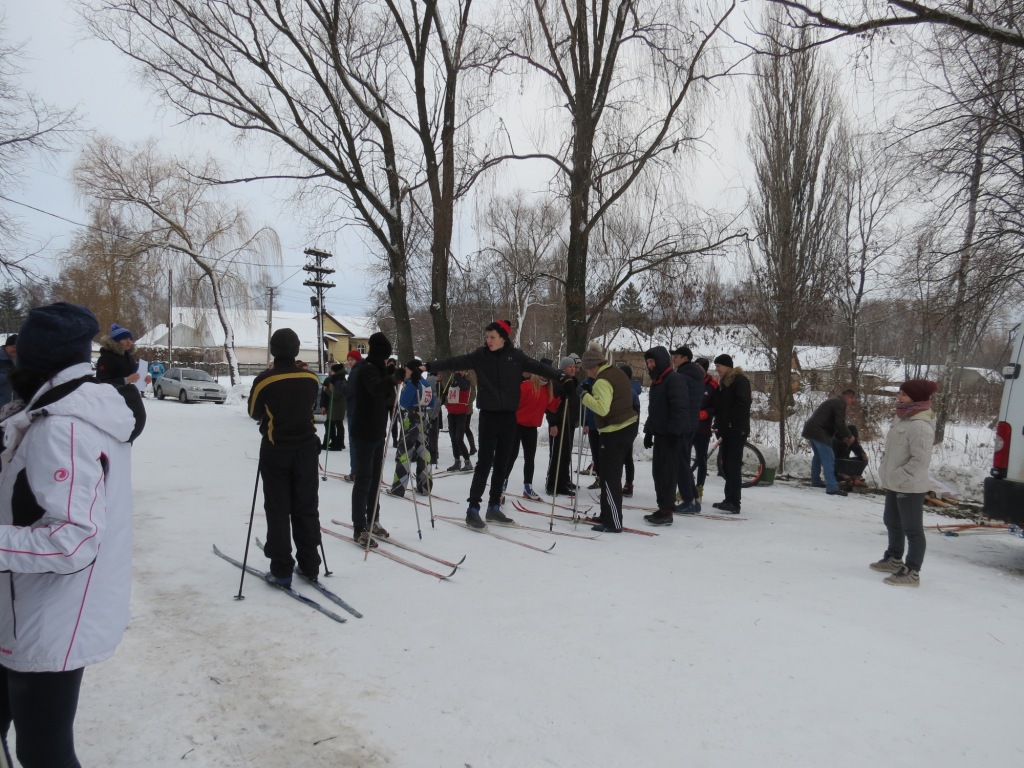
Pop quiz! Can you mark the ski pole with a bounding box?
[414,375,434,534]
[235,458,262,600]
[572,398,586,523]
[398,398,424,540]
[321,380,334,481]
[548,390,570,531]
[366,389,403,560]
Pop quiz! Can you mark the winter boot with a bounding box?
[465,506,485,529]
[523,484,541,501]
[588,479,601,490]
[356,530,379,548]
[485,504,515,525]
[675,501,701,515]
[446,461,462,472]
[386,486,405,498]
[622,483,633,498]
[883,565,920,587]
[461,459,474,472]
[371,521,390,539]
[264,572,292,588]
[644,510,674,526]
[869,555,904,573]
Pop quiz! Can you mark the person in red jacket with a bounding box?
[504,366,561,500]
[443,370,473,472]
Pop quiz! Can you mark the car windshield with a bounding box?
[182,370,215,382]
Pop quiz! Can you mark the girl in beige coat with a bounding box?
[869,379,938,587]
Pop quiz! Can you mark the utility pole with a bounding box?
[167,269,173,367]
[303,248,335,374]
[265,285,275,367]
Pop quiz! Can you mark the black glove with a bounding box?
[643,432,654,449]
[405,360,422,382]
[577,381,593,397]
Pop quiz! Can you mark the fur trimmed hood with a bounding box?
[719,366,745,388]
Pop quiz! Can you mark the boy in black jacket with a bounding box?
[248,328,323,585]
[712,354,752,514]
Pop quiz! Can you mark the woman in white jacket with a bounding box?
[869,379,939,588]
[0,303,142,768]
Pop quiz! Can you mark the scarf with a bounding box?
[896,400,932,420]
[650,366,673,386]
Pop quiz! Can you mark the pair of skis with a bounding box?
[511,499,659,537]
[320,525,459,580]
[598,493,747,522]
[213,544,358,624]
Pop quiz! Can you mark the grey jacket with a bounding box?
[878,410,936,493]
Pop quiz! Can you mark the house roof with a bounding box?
[593,324,774,371]
[136,308,320,350]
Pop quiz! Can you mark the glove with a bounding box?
[643,433,654,449]
[577,381,593,397]
[405,360,422,382]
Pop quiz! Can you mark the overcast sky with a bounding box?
[4,0,380,316]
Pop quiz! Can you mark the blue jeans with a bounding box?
[809,440,838,492]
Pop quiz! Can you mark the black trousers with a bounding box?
[351,436,386,535]
[1,665,84,768]
[597,423,637,529]
[676,430,696,503]
[447,412,470,461]
[883,491,926,571]
[651,434,680,510]
[260,436,322,579]
[469,410,517,508]
[323,419,345,450]
[546,422,576,493]
[506,424,539,486]
[720,433,745,506]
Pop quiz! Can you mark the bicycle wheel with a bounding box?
[740,442,765,488]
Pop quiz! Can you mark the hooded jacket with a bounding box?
[427,344,562,413]
[714,367,752,437]
[878,410,936,493]
[801,395,851,444]
[676,361,705,435]
[643,346,687,436]
[350,338,402,442]
[95,336,139,386]
[697,374,719,437]
[0,362,140,672]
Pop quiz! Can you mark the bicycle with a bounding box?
[691,435,765,488]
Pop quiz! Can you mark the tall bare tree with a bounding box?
[748,14,846,468]
[498,0,740,354]
[0,21,77,273]
[73,137,281,384]
[85,0,498,360]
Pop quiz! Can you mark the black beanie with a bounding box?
[714,354,734,368]
[270,328,300,359]
[368,332,392,360]
[17,302,98,373]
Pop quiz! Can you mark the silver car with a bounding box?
[155,368,227,404]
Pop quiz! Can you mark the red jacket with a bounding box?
[444,376,471,415]
[516,380,560,427]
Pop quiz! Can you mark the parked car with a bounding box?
[155,368,227,404]
[985,320,1024,524]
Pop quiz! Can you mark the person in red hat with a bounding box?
[870,379,939,588]
[423,320,567,528]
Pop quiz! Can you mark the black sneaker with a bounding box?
[826,489,848,497]
[466,507,485,529]
[386,487,405,498]
[264,572,293,588]
[712,501,741,514]
[446,462,462,472]
[485,505,515,524]
[591,524,622,533]
[622,484,633,498]
[587,479,601,490]
[643,511,674,526]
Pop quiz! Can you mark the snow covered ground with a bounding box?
[60,396,1024,767]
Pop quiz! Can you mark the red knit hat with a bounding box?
[899,379,938,403]
[346,349,363,362]
[487,319,512,342]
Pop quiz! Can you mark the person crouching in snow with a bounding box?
[0,302,144,768]
[422,320,567,529]
[870,379,939,588]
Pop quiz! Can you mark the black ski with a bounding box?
[212,545,347,624]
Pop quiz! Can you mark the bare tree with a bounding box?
[747,14,846,469]
[497,0,741,354]
[85,0,499,361]
[0,21,77,273]
[834,131,908,389]
[73,137,281,384]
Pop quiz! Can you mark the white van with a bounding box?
[985,322,1024,524]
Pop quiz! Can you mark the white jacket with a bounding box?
[878,409,936,494]
[0,363,137,672]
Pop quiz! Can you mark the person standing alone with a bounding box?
[248,328,324,586]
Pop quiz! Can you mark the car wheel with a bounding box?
[155,387,164,400]
[178,389,188,404]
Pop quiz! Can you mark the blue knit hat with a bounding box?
[110,323,133,342]
[17,302,99,373]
